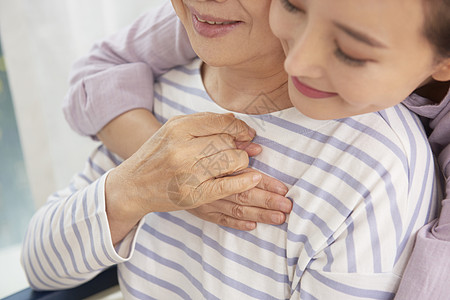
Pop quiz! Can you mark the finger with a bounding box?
[180,112,256,142]
[237,169,288,196]
[235,141,262,157]
[216,216,257,231]
[223,187,292,213]
[256,172,289,196]
[196,171,262,204]
[190,136,261,159]
[209,199,287,225]
[190,134,237,158]
[193,149,249,180]
[188,208,257,231]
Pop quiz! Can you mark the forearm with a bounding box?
[21,173,129,290]
[97,108,162,159]
[63,2,195,137]
[21,146,143,290]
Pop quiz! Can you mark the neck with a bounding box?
[201,55,291,114]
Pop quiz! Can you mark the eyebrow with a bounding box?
[333,21,387,48]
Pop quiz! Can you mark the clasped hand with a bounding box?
[105,113,292,244]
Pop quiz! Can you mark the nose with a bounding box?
[284,26,327,79]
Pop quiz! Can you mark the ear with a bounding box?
[432,58,450,82]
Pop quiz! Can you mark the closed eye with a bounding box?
[280,0,303,13]
[334,43,368,67]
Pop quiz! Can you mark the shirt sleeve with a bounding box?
[20,146,143,291]
[62,1,196,137]
[396,89,450,299]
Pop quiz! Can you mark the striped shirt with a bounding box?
[22,59,441,299]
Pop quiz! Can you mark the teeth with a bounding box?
[196,16,234,25]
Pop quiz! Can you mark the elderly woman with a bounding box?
[22,0,448,298]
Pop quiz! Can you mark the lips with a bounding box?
[189,7,242,38]
[195,15,238,25]
[291,77,338,99]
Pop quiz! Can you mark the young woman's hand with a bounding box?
[188,168,292,231]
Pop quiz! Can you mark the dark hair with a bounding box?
[423,0,450,59]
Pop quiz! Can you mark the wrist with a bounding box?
[105,169,145,244]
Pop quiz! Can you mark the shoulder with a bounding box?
[334,104,432,166]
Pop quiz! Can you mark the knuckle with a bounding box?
[257,210,266,222]
[217,117,231,133]
[224,119,241,136]
[218,214,231,227]
[231,204,244,219]
[215,180,227,196]
[237,190,251,205]
[219,134,235,146]
[232,119,250,137]
[264,194,273,209]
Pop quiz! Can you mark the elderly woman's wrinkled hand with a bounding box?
[105,112,263,243]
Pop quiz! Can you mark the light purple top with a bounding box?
[62,2,450,298]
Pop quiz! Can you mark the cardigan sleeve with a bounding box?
[396,88,450,299]
[62,1,195,136]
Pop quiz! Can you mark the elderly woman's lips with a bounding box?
[196,15,238,25]
[291,77,338,99]
[192,14,241,38]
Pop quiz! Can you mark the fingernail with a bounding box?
[253,174,262,183]
[276,186,288,195]
[280,201,292,213]
[271,214,283,224]
[246,222,256,230]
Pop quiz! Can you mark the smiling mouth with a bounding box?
[195,15,239,25]
[291,77,338,99]
[191,12,242,38]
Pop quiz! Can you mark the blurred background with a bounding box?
[0,0,164,297]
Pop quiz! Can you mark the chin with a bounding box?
[293,102,346,120]
[197,51,242,68]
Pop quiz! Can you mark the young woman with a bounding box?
[24,0,448,298]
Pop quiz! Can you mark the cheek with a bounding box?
[331,69,414,109]
[269,1,291,42]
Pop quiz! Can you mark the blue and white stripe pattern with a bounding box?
[22,59,441,299]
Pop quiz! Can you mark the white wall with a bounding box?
[0,0,165,209]
[0,0,165,296]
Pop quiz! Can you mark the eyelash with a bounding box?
[280,0,302,13]
[280,0,368,67]
[333,45,368,67]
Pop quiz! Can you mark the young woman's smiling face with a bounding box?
[270,0,448,120]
